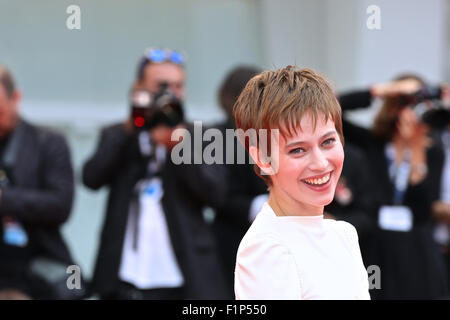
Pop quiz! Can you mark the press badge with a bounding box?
[140,177,164,205]
[3,218,29,247]
[378,205,413,232]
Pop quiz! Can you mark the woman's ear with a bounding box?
[249,145,276,176]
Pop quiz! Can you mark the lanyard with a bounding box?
[131,145,166,251]
[385,144,411,205]
[391,161,411,204]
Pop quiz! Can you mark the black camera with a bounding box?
[398,85,442,107]
[396,84,450,129]
[421,106,450,129]
[130,83,184,130]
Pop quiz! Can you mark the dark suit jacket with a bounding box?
[83,123,229,299]
[0,119,75,265]
[211,119,267,295]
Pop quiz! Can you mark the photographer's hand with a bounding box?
[371,79,423,99]
[150,123,185,150]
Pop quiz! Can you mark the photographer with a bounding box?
[210,66,268,296]
[338,76,449,299]
[82,48,228,300]
[0,66,76,299]
[428,85,450,293]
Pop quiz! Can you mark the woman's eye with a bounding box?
[322,138,336,147]
[289,147,305,155]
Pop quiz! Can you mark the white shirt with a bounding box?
[118,145,184,290]
[235,202,370,300]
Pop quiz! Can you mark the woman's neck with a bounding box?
[268,188,323,217]
[392,133,409,164]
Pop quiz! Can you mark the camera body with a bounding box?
[398,85,442,107]
[397,85,450,129]
[130,83,184,131]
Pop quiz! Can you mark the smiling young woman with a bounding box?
[267,114,344,217]
[233,66,370,300]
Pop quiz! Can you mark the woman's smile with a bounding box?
[302,171,332,186]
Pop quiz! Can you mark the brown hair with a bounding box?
[372,73,425,141]
[0,66,16,99]
[372,97,403,141]
[233,65,343,186]
[219,66,261,120]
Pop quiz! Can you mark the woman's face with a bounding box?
[396,106,419,140]
[270,113,344,213]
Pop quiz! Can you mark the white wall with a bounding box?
[445,0,450,83]
[260,0,447,127]
[260,0,327,72]
[356,0,447,86]
[261,0,447,89]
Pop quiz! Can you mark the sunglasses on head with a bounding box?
[145,48,185,65]
[137,48,186,80]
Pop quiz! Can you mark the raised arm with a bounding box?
[82,123,135,190]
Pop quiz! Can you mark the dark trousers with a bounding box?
[102,281,185,300]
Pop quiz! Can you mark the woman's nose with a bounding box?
[309,148,328,171]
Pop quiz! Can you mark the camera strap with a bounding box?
[131,142,166,251]
[138,131,152,156]
[378,143,414,232]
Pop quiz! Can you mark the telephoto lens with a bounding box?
[147,82,184,129]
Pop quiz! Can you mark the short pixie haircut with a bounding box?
[233,65,343,186]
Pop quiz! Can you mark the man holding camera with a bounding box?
[83,48,228,300]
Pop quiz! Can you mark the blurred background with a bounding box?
[0,0,448,280]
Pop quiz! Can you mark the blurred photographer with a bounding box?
[338,76,449,299]
[427,84,450,293]
[210,66,267,296]
[82,48,228,300]
[0,66,76,299]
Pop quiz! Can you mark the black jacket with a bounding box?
[339,90,444,224]
[0,119,75,265]
[325,143,376,242]
[83,123,229,299]
[211,119,268,295]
